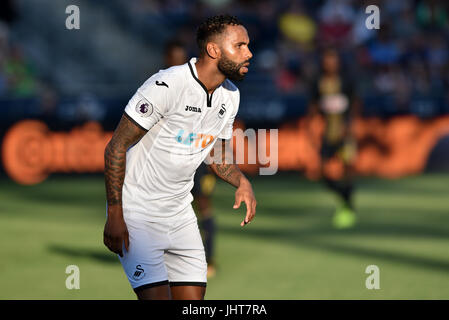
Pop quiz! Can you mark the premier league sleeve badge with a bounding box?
[136,99,153,118]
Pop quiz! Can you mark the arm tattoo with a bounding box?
[208,139,244,188]
[104,114,147,206]
[212,163,243,188]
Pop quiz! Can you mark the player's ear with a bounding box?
[206,42,220,59]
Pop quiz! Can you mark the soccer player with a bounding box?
[164,39,219,278]
[307,48,359,229]
[103,15,256,300]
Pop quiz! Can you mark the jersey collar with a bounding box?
[188,57,221,108]
[188,57,210,95]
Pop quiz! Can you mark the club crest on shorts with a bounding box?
[132,264,146,281]
[218,104,226,118]
[136,99,153,118]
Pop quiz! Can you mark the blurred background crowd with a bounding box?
[1,0,449,130]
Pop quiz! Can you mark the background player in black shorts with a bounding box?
[192,162,217,277]
[308,48,359,229]
[164,40,218,277]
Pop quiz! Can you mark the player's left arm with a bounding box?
[208,139,256,227]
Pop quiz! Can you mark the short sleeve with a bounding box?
[218,90,240,140]
[124,72,174,131]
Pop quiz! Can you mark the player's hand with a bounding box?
[233,178,256,227]
[103,205,129,257]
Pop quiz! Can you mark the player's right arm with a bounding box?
[103,70,174,256]
[103,114,147,257]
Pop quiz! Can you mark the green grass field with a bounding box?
[0,173,448,299]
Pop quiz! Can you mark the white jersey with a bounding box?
[122,57,239,221]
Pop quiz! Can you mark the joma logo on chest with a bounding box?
[185,105,202,113]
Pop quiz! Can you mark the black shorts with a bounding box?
[192,163,216,197]
[321,141,344,160]
[321,139,356,164]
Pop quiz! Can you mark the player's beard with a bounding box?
[217,55,248,81]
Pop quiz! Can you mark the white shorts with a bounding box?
[118,205,207,292]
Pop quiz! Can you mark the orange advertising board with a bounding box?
[237,115,449,179]
[2,120,112,185]
[2,116,449,185]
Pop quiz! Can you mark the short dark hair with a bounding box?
[196,14,242,56]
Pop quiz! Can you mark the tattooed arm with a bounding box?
[208,139,257,227]
[103,114,147,257]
